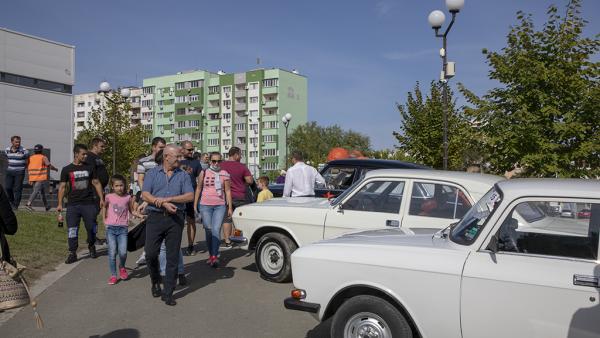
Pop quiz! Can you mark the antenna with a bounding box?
[256,57,261,66]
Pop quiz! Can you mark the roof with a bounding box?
[326,159,429,169]
[0,27,75,49]
[496,179,600,200]
[364,169,504,193]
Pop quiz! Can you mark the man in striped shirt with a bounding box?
[4,135,29,210]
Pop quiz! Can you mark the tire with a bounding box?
[255,232,297,283]
[331,295,413,338]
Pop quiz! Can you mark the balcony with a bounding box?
[206,106,220,114]
[235,103,247,111]
[262,100,278,109]
[235,90,246,98]
[262,86,278,95]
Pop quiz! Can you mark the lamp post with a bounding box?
[98,81,131,175]
[281,113,292,169]
[428,0,464,170]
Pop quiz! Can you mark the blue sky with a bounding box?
[2,0,598,149]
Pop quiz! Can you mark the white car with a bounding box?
[285,179,600,338]
[233,169,503,282]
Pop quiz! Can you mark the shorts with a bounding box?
[222,199,250,223]
[185,202,195,219]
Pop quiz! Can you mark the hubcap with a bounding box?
[344,312,391,338]
[260,242,284,275]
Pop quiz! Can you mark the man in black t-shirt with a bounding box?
[179,141,202,255]
[85,137,108,244]
[57,144,104,264]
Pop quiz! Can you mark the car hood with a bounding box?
[252,197,331,209]
[321,228,447,249]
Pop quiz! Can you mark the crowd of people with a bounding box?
[2,134,326,307]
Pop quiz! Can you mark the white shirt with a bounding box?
[283,161,326,197]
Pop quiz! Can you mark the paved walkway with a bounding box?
[0,231,326,337]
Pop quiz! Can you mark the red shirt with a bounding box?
[219,160,251,200]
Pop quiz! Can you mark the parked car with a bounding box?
[578,209,592,219]
[285,179,600,338]
[560,209,575,218]
[233,169,503,282]
[269,158,428,198]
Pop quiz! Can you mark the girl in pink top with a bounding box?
[103,174,138,285]
[194,152,232,267]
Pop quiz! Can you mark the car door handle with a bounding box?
[386,220,399,227]
[573,274,599,288]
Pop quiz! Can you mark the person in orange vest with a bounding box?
[24,144,58,211]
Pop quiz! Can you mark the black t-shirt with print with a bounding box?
[60,163,97,205]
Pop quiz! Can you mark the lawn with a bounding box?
[6,211,106,281]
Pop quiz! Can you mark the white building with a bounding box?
[0,28,75,179]
[73,87,143,140]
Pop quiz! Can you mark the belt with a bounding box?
[148,209,184,216]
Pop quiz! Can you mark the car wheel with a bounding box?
[255,232,297,283]
[331,295,412,338]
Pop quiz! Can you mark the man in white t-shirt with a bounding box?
[283,151,325,197]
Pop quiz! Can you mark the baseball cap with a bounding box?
[34,144,43,151]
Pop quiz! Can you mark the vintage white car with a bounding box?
[285,179,600,338]
[233,169,503,282]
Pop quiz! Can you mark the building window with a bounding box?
[249,110,259,117]
[157,112,164,119]
[175,82,185,90]
[223,86,232,93]
[190,80,201,88]
[192,132,202,139]
[208,138,219,146]
[249,137,258,145]
[263,78,278,87]
[1,72,72,93]
[76,111,85,118]
[249,83,259,90]
[223,139,232,147]
[263,162,277,170]
[76,121,84,127]
[223,99,231,107]
[177,121,186,128]
[249,124,259,132]
[263,149,277,157]
[190,94,199,102]
[223,113,231,120]
[143,86,154,95]
[210,126,219,133]
[263,121,278,129]
[142,99,154,107]
[175,96,186,103]
[189,120,200,127]
[249,151,258,158]
[237,137,246,144]
[77,102,85,108]
[208,86,220,94]
[236,123,245,131]
[263,135,276,143]
[249,97,259,103]
[222,126,231,134]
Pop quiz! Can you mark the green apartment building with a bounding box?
[141,68,307,176]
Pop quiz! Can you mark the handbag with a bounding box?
[0,231,43,328]
[127,220,147,252]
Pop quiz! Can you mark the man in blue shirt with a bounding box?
[142,144,194,306]
[4,135,29,210]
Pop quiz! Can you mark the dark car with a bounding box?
[269,158,428,198]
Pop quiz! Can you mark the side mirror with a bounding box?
[487,234,499,253]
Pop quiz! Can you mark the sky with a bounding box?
[1,0,598,149]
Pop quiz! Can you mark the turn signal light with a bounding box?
[291,289,306,300]
[234,229,242,237]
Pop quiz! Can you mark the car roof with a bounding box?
[496,179,600,200]
[363,169,504,193]
[326,158,429,169]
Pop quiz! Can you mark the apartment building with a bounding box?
[73,87,143,139]
[143,68,307,175]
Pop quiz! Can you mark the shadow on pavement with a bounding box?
[89,328,140,338]
[306,317,332,338]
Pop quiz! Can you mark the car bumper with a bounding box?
[284,297,320,313]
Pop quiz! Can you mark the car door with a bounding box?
[401,180,473,232]
[461,199,600,338]
[323,178,407,239]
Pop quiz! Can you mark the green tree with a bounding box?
[76,92,150,177]
[393,81,476,170]
[288,121,371,166]
[460,0,600,177]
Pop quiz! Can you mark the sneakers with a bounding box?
[119,268,129,280]
[88,245,97,259]
[209,255,219,268]
[135,252,146,267]
[65,252,77,264]
[220,241,233,250]
[185,244,196,256]
[151,283,162,298]
[24,204,34,212]
[108,276,117,285]
[178,274,187,286]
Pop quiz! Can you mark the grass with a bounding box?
[7,211,106,281]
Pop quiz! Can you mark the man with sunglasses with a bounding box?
[179,141,202,255]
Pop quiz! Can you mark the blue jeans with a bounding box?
[106,226,128,276]
[159,240,184,276]
[4,170,25,208]
[199,204,226,257]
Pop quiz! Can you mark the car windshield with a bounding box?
[450,188,502,245]
[331,179,362,205]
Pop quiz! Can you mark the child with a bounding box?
[256,176,274,202]
[103,174,138,285]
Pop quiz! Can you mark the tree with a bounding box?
[460,0,600,177]
[76,92,150,177]
[288,122,371,166]
[393,81,476,170]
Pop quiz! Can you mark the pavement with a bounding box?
[0,231,329,338]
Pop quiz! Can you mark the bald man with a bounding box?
[142,144,194,306]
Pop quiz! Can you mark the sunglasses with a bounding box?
[184,148,194,151]
[210,159,222,163]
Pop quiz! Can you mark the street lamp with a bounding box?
[282,113,292,169]
[428,0,464,170]
[98,81,131,175]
